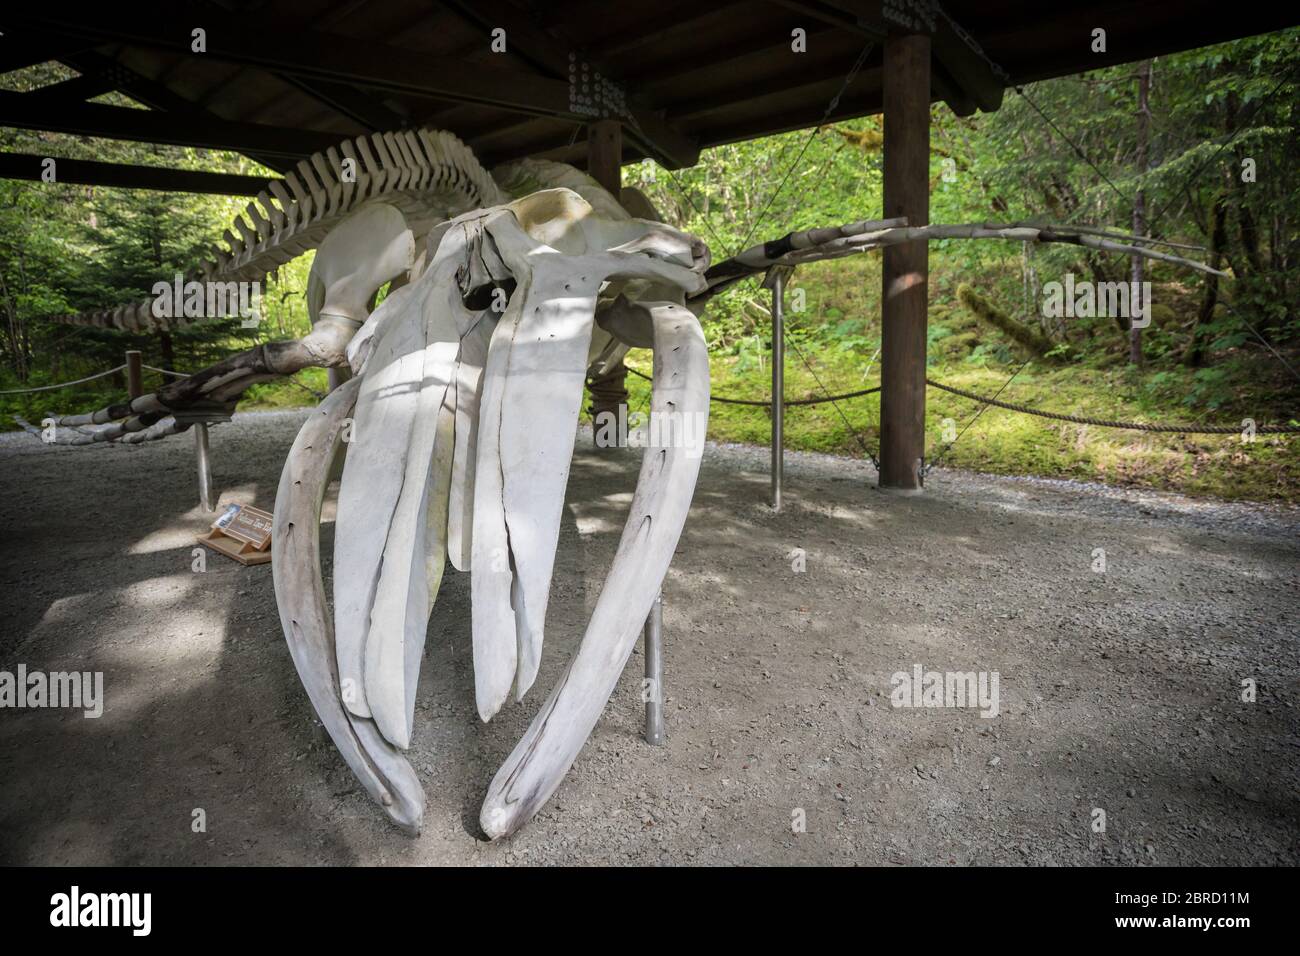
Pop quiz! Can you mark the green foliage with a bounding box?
[2,34,1297,499]
[956,283,1059,359]
[0,63,314,423]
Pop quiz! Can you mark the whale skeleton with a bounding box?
[28,128,1224,838]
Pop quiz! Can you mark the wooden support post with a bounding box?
[587,119,623,197]
[125,349,143,400]
[878,31,931,491]
[586,119,628,442]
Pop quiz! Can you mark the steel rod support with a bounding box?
[770,271,785,511]
[643,591,664,746]
[194,423,214,512]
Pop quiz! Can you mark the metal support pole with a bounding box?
[643,591,664,746]
[194,423,214,512]
[770,271,785,511]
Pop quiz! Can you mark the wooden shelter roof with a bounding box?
[1,1,1294,186]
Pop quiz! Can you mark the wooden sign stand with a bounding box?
[199,503,273,566]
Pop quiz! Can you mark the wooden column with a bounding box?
[125,349,143,400]
[586,119,628,438]
[587,119,622,197]
[878,31,931,490]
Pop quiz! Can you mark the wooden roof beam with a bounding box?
[436,0,573,77]
[59,49,294,172]
[0,152,276,194]
[598,3,750,59]
[25,73,116,105]
[766,1,886,39]
[434,0,699,168]
[928,11,1005,112]
[0,91,341,158]
[694,87,884,147]
[6,8,699,167]
[0,35,96,75]
[797,1,1003,113]
[635,22,844,90]
[278,75,409,132]
[671,62,883,123]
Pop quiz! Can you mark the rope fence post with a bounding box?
[194,422,214,512]
[765,268,788,511]
[125,350,143,400]
[149,359,218,512]
[643,591,664,746]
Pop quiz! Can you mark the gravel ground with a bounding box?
[1,409,1296,866]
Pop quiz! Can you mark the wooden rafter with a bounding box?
[0,152,275,194]
[56,50,296,172]
[5,7,700,167]
[0,91,343,158]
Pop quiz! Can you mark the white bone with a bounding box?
[271,378,424,834]
[480,302,710,838]
[334,213,492,734]
[360,282,461,748]
[447,314,492,572]
[470,191,707,717]
[332,284,428,720]
[308,203,414,326]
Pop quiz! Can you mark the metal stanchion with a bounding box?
[767,269,786,511]
[643,591,664,746]
[194,423,214,512]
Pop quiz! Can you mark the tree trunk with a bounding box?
[1183,193,1227,366]
[150,218,174,373]
[1129,60,1152,367]
[159,331,175,372]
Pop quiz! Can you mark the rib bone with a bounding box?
[271,377,424,834]
[469,191,707,719]
[480,301,709,839]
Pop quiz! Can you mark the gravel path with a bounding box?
[1,410,1296,865]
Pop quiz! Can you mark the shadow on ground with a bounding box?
[1,411,1296,865]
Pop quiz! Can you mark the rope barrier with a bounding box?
[626,365,880,406]
[143,362,322,400]
[630,366,1297,433]
[3,357,326,415]
[926,379,1300,434]
[0,365,126,395]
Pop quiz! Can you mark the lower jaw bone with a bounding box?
[273,191,710,839]
[480,302,709,839]
[272,377,424,834]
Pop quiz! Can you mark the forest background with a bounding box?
[2,30,1296,499]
